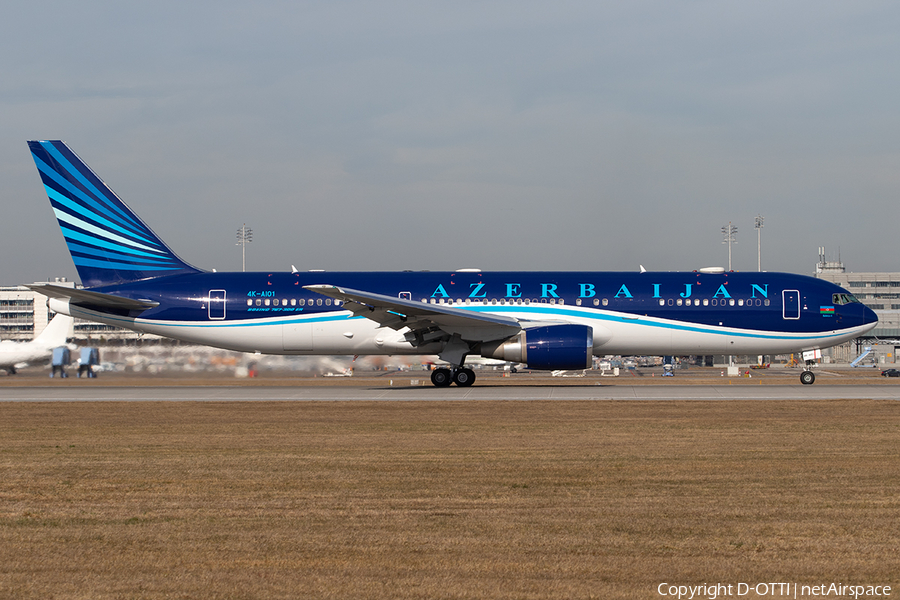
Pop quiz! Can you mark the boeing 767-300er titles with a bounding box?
[26,140,877,386]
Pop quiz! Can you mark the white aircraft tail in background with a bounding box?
[0,314,74,374]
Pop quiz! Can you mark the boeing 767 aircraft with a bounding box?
[26,141,877,386]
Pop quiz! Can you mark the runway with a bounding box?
[1,383,898,401]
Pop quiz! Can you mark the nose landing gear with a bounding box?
[800,350,821,385]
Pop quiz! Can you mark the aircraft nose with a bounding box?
[838,302,878,332]
[863,305,879,327]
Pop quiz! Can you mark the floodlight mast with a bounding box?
[236,224,253,272]
[721,222,737,271]
[755,215,764,272]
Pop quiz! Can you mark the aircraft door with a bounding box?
[208,290,226,320]
[282,322,313,351]
[783,290,800,320]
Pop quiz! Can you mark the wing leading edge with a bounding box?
[304,284,522,343]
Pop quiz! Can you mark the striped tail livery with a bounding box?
[28,140,200,287]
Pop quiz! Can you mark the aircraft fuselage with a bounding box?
[50,269,875,358]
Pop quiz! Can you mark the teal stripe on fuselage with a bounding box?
[73,308,356,330]
[461,304,848,342]
[80,303,849,345]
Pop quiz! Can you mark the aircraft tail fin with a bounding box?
[28,140,202,288]
[34,314,74,348]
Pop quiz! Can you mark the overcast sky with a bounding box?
[2,1,898,285]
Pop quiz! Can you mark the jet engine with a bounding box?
[479,324,593,370]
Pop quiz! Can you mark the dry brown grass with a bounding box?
[1,399,898,599]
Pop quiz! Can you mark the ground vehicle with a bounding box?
[880,369,900,377]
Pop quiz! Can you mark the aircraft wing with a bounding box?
[27,284,160,311]
[304,284,521,343]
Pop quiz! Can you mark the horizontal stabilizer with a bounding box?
[27,284,159,311]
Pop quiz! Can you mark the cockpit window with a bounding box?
[832,293,861,305]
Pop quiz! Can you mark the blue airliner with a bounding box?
[26,140,877,386]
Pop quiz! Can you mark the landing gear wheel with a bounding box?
[453,368,476,387]
[800,371,815,385]
[431,368,453,387]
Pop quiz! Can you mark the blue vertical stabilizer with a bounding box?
[28,140,202,288]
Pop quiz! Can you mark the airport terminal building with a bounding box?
[813,256,899,365]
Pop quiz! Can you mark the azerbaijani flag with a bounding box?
[820,306,835,316]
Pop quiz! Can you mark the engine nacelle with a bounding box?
[479,324,593,370]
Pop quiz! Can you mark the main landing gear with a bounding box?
[430,367,476,387]
[800,370,816,385]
